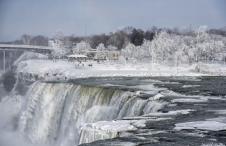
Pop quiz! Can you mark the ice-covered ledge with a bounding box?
[79,120,146,144]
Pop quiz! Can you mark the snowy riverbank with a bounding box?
[15,59,214,81]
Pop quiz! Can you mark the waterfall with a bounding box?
[18,81,167,145]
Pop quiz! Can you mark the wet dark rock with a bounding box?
[2,70,16,92]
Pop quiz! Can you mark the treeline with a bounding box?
[121,27,226,65]
[2,27,155,49]
[65,27,155,49]
[2,26,226,51]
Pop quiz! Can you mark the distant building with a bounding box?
[48,39,64,48]
[67,54,88,62]
[94,51,120,61]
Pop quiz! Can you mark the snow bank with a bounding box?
[193,63,226,76]
[79,120,138,144]
[201,143,225,146]
[172,98,208,103]
[16,60,151,81]
[164,90,225,103]
[143,109,194,117]
[16,59,208,81]
[175,118,226,131]
[14,52,48,66]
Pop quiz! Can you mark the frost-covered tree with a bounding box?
[95,43,106,59]
[96,43,106,51]
[21,34,32,45]
[192,26,225,62]
[121,43,137,59]
[72,41,92,53]
[135,40,152,60]
[149,31,179,64]
[107,45,118,51]
[121,27,226,65]
[51,47,70,58]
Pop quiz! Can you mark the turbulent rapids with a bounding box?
[18,81,165,145]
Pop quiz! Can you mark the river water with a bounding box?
[0,76,226,146]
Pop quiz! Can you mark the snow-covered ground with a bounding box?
[13,51,226,81]
[14,52,48,66]
[193,63,226,76]
[16,59,210,81]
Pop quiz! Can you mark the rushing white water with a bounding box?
[16,81,167,145]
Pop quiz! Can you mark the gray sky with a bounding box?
[0,0,226,41]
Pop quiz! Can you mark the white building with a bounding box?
[67,54,88,62]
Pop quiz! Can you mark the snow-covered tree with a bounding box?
[107,45,118,51]
[95,43,106,60]
[72,41,92,53]
[51,47,70,58]
[148,31,179,64]
[96,43,106,51]
[120,27,226,65]
[121,43,137,59]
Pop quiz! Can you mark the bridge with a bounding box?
[0,44,56,72]
[0,44,55,54]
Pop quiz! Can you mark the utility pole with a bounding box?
[3,50,6,72]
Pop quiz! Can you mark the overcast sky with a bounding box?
[0,0,226,41]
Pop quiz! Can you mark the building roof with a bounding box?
[67,54,87,58]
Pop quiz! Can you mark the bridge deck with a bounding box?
[0,44,55,54]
